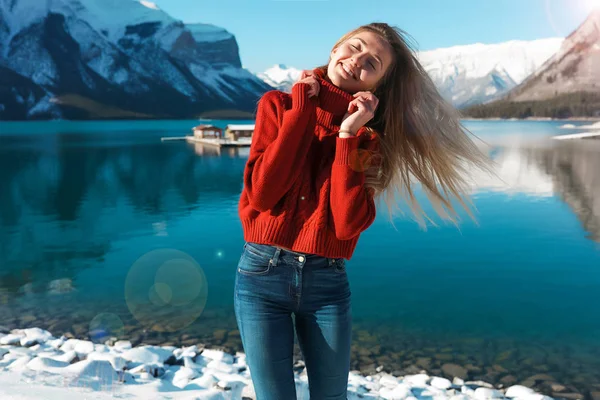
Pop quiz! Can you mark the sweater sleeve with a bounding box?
[329,129,380,240]
[243,83,317,212]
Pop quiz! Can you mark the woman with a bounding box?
[234,22,493,399]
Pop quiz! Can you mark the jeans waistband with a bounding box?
[244,242,332,261]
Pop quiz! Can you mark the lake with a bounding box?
[0,119,599,398]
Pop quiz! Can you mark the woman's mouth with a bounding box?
[339,63,356,80]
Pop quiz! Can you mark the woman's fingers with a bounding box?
[353,91,379,109]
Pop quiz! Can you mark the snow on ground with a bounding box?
[0,327,555,400]
[559,121,600,130]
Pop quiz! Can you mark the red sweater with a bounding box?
[237,68,380,260]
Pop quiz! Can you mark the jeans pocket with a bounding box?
[238,244,272,276]
[333,258,346,274]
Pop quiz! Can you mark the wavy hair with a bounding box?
[318,23,496,228]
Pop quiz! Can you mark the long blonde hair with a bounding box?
[320,23,496,229]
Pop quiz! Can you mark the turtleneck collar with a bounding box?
[311,67,354,139]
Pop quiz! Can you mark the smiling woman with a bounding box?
[327,31,394,93]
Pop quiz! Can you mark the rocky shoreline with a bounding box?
[0,298,598,400]
[1,325,584,400]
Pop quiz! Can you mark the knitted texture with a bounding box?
[237,68,381,260]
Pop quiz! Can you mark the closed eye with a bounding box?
[350,44,376,70]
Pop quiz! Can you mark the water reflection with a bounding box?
[473,138,600,242]
[190,142,250,158]
[1,134,599,300]
[0,137,248,298]
[536,139,600,242]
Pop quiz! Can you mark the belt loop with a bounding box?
[270,247,281,267]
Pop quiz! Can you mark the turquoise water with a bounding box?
[1,119,599,393]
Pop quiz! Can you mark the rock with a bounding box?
[404,373,430,387]
[49,350,80,364]
[505,385,535,398]
[66,360,120,390]
[500,375,518,386]
[553,393,583,400]
[86,353,127,370]
[213,329,227,342]
[379,383,412,399]
[186,374,218,390]
[526,374,555,382]
[181,338,197,346]
[492,364,508,373]
[200,348,234,364]
[376,355,392,366]
[442,363,468,379]
[21,315,36,323]
[495,350,516,363]
[358,347,372,357]
[22,328,53,346]
[0,334,24,345]
[114,340,132,351]
[465,364,482,374]
[416,357,431,370]
[466,380,495,389]
[550,383,567,392]
[474,388,504,399]
[360,363,377,376]
[129,363,166,378]
[121,346,173,365]
[453,377,465,386]
[26,357,70,371]
[206,359,235,374]
[379,374,399,387]
[403,365,422,375]
[430,377,452,390]
[436,353,453,361]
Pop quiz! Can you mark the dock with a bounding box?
[160,136,251,147]
[161,123,254,148]
[552,131,600,140]
[184,136,251,147]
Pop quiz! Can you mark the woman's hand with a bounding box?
[293,70,320,98]
[339,91,379,137]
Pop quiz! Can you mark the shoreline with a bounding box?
[461,117,600,121]
[0,325,568,400]
[1,116,599,123]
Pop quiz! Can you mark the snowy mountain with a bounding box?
[0,0,273,120]
[506,10,600,102]
[256,64,302,92]
[417,38,563,108]
[258,38,563,108]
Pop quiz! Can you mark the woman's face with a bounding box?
[327,30,393,94]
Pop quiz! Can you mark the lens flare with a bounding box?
[88,313,125,343]
[348,148,374,172]
[125,249,208,333]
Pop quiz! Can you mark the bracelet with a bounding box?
[338,130,356,137]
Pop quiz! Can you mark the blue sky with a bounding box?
[152,0,597,73]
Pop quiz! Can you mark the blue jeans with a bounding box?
[233,241,352,400]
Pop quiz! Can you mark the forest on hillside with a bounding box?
[460,92,600,119]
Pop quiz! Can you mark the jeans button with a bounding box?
[298,256,305,262]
